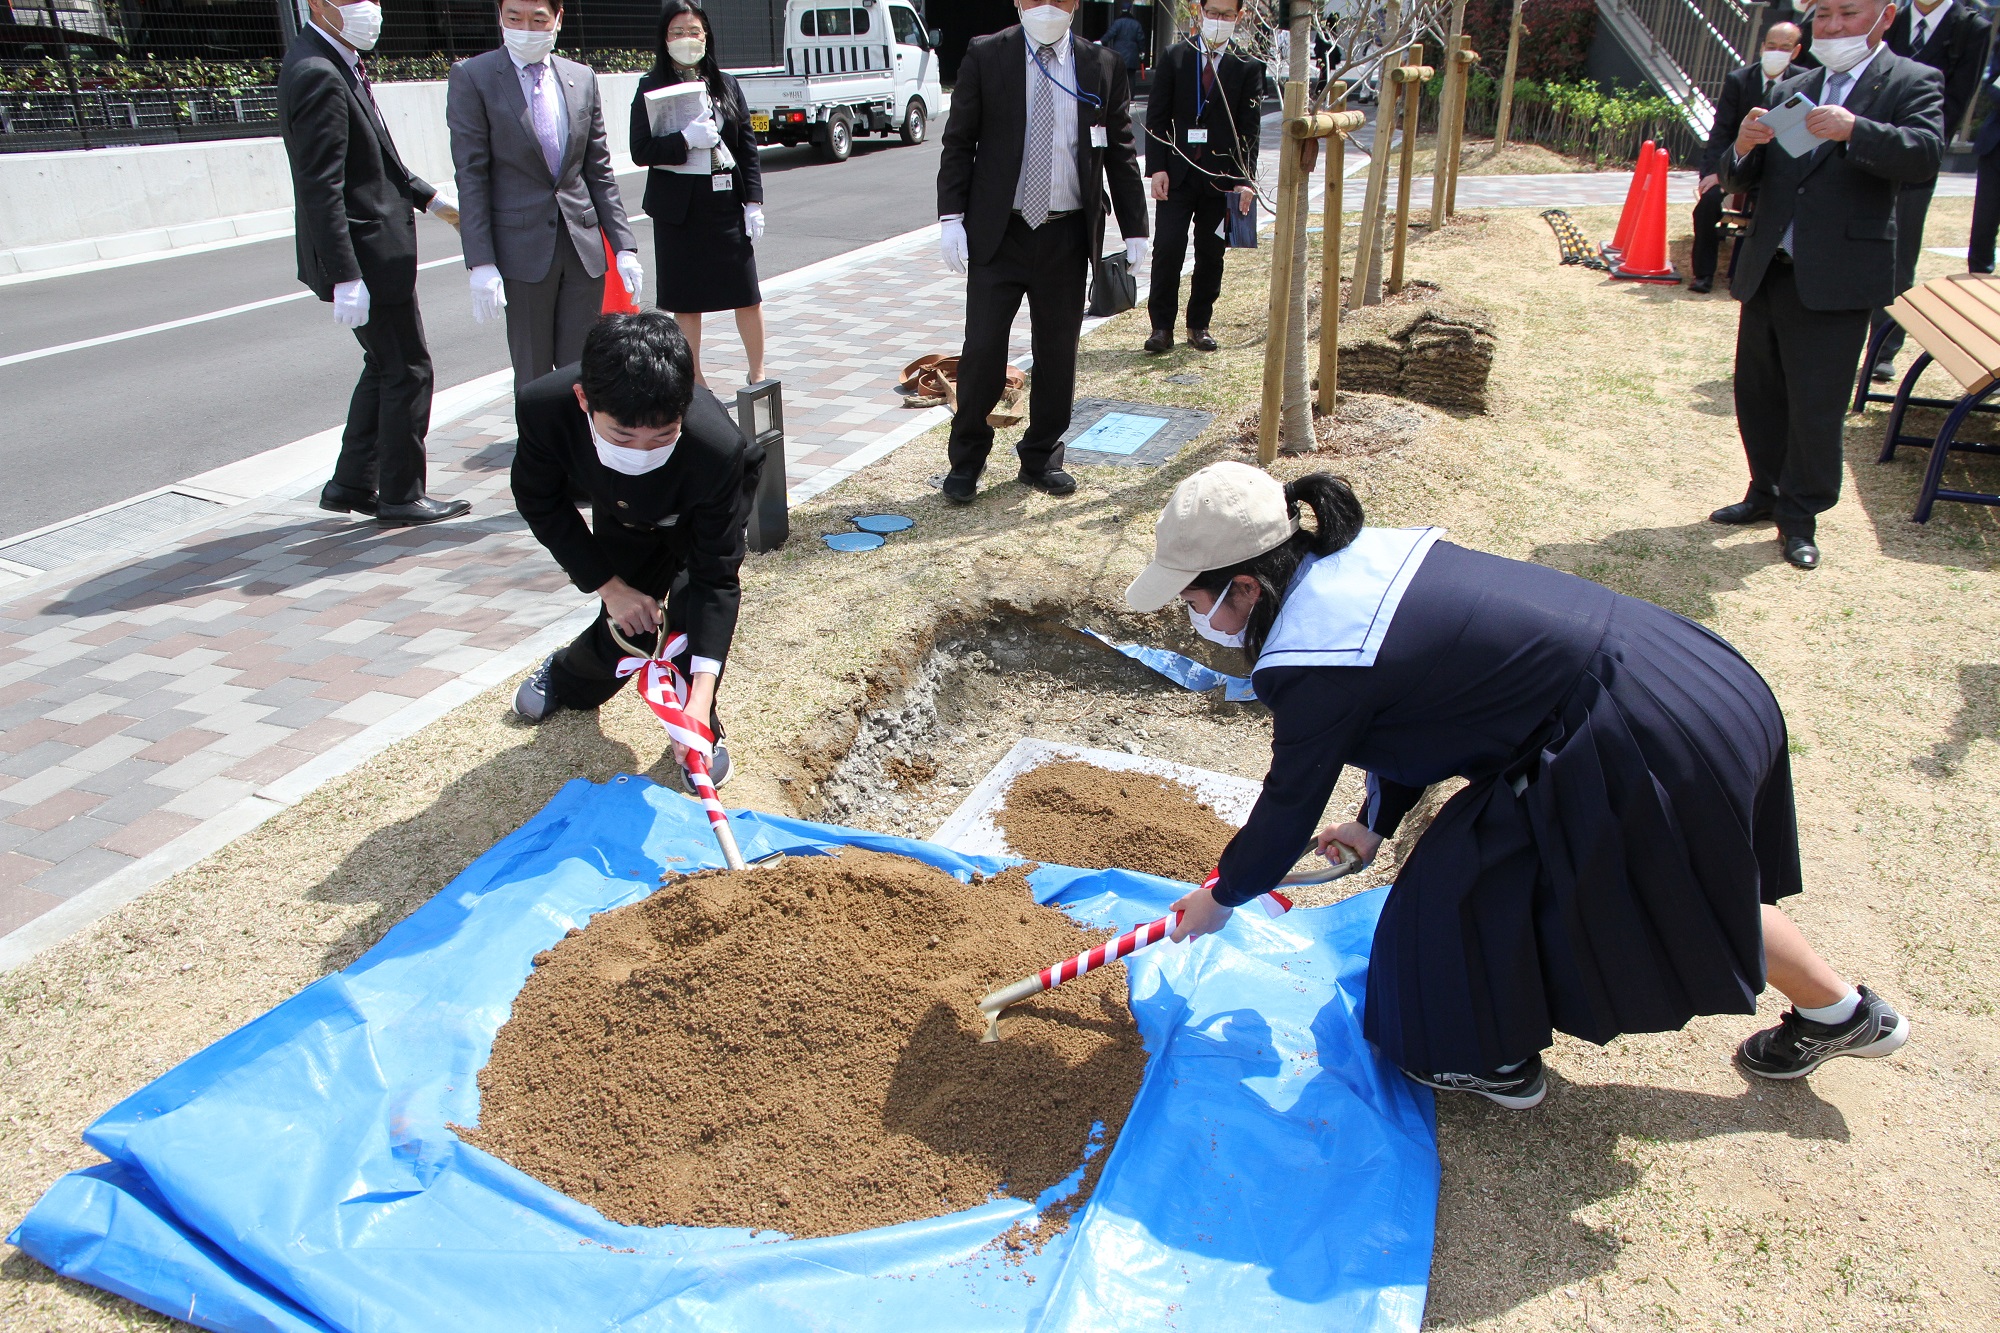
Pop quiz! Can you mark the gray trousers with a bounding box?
[504,230,602,389]
[1867,179,1934,364]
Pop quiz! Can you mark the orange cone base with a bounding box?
[1610,260,1680,284]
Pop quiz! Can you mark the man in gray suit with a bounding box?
[447,0,642,389]
[1714,0,1943,569]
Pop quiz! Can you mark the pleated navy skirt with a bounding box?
[1364,594,1802,1076]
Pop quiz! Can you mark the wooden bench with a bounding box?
[1854,272,2000,523]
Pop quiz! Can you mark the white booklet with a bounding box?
[644,82,719,175]
[1759,89,1823,157]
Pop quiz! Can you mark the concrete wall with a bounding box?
[0,72,644,269]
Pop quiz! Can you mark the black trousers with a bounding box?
[1971,151,2000,273]
[1148,180,1229,333]
[1867,179,1935,362]
[548,545,720,733]
[1733,261,1871,539]
[948,212,1089,478]
[334,295,432,506]
[1690,184,1725,281]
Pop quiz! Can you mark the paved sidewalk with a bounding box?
[5,161,1969,961]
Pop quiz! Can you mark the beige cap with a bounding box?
[1124,461,1299,612]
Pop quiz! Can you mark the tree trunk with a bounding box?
[1279,0,1315,451]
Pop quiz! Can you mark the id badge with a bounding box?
[1186,127,1209,145]
[711,172,733,192]
[1089,125,1108,148]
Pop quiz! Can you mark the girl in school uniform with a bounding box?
[1128,462,1908,1107]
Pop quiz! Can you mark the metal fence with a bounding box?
[1614,0,1765,111]
[2,0,790,152]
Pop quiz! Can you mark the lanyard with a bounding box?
[1031,43,1104,109]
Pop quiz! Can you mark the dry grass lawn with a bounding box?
[2,198,1995,1330]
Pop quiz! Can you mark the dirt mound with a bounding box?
[995,760,1238,883]
[459,849,1147,1239]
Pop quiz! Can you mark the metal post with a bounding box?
[1389,62,1426,293]
[1493,0,1525,148]
[737,380,790,552]
[277,0,299,47]
[1258,77,1309,465]
[42,0,91,150]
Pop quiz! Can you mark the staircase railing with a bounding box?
[1597,0,1767,139]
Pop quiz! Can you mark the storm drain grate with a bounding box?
[0,491,226,572]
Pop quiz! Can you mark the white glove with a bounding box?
[1125,236,1150,267]
[939,215,969,275]
[427,182,458,215]
[468,264,507,324]
[615,250,645,301]
[742,203,765,241]
[332,277,371,328]
[683,116,721,150]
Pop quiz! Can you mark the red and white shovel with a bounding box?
[611,619,746,871]
[976,844,1363,1041]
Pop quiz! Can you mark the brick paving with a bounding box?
[0,160,1982,956]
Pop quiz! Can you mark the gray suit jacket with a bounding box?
[446,48,636,282]
[1721,50,1944,311]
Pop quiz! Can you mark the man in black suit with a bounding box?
[1690,23,1803,294]
[510,312,760,784]
[1716,0,1944,570]
[935,0,1150,504]
[1868,0,1992,377]
[1968,48,2000,269]
[279,0,470,528]
[1142,0,1262,353]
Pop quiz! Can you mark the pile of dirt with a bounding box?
[1333,284,1497,412]
[459,849,1147,1239]
[994,760,1238,883]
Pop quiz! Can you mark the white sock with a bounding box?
[1797,987,1860,1025]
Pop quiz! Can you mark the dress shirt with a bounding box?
[510,48,570,166]
[308,19,363,78]
[1014,33,1082,214]
[1909,0,1952,50]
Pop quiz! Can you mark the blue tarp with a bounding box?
[10,776,1438,1332]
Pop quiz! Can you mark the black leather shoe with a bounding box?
[1783,534,1820,569]
[1871,360,1895,383]
[1143,328,1173,354]
[1187,328,1219,352]
[319,480,377,516]
[1687,276,1713,294]
[1018,467,1077,496]
[941,470,979,505]
[376,496,471,527]
[1709,499,1774,525]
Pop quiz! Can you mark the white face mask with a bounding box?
[503,23,558,63]
[1760,48,1793,78]
[1811,33,1873,73]
[1199,18,1235,49]
[1018,3,1074,46]
[587,411,678,476]
[666,36,707,66]
[1188,597,1246,648]
[331,0,383,51]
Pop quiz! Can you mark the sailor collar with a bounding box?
[1253,526,1444,673]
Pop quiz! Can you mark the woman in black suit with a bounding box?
[630,0,765,385]
[1127,463,1908,1110]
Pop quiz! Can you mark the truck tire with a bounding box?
[816,110,853,162]
[899,99,926,145]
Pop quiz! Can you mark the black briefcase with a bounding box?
[1089,250,1138,316]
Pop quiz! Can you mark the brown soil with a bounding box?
[457,849,1147,1239]
[994,759,1237,883]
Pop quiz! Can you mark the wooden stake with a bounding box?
[1259,78,1308,465]
[1318,96,1362,417]
[1445,41,1480,220]
[1388,61,1430,294]
[1428,0,1468,231]
[1494,0,1525,149]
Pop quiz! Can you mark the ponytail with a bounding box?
[1185,473,1365,663]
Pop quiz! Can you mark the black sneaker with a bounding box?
[1737,984,1908,1080]
[941,470,979,505]
[1403,1053,1547,1109]
[513,653,559,722]
[1017,466,1077,496]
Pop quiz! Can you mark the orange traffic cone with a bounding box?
[1603,141,1655,260]
[601,231,639,314]
[1612,148,1678,283]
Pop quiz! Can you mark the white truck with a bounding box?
[736,0,944,162]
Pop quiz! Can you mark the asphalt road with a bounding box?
[0,131,944,542]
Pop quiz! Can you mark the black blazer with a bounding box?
[936,27,1149,265]
[511,368,761,664]
[1976,45,2000,155]
[1887,0,1992,135]
[1721,51,1944,311]
[1143,37,1262,189]
[629,70,764,225]
[276,28,436,303]
[1699,62,1787,177]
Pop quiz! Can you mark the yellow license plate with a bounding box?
[751,113,771,132]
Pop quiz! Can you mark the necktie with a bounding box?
[527,62,562,177]
[1200,54,1216,102]
[1020,45,1058,228]
[1913,17,1928,48]
[1826,70,1852,108]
